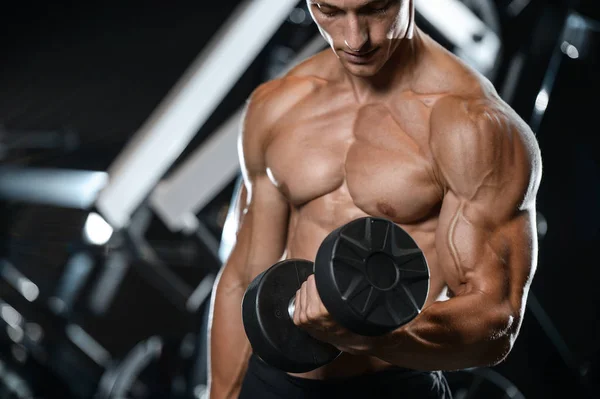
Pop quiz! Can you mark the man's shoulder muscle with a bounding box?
[241,75,323,174]
[430,94,542,212]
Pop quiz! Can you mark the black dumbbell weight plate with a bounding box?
[242,259,342,373]
[315,217,430,336]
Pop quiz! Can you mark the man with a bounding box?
[208,0,542,397]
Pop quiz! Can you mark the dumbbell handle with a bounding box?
[287,294,323,320]
[287,294,331,321]
[288,296,297,320]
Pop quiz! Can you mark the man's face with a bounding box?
[307,0,413,77]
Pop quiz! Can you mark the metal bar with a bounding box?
[0,260,40,303]
[150,107,244,233]
[65,324,112,367]
[50,252,94,314]
[0,167,107,209]
[88,250,130,315]
[95,0,300,230]
[186,274,216,313]
[415,0,501,77]
[530,12,598,133]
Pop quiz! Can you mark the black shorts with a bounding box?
[239,354,453,399]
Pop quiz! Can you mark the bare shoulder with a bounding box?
[247,77,320,125]
[246,49,334,124]
[430,93,542,211]
[414,33,497,96]
[240,62,328,174]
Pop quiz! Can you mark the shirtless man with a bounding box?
[208,0,543,397]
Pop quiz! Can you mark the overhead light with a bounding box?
[560,41,580,59]
[535,89,549,113]
[84,212,114,245]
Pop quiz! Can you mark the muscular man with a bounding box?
[208,0,542,397]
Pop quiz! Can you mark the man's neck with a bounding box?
[344,29,425,102]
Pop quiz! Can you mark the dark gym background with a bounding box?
[0,1,599,398]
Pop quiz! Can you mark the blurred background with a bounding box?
[0,0,598,398]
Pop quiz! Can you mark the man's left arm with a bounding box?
[365,96,543,371]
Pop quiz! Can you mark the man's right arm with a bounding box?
[206,82,292,399]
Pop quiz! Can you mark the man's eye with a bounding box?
[364,1,391,14]
[317,5,341,17]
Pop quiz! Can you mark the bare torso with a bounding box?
[260,34,496,379]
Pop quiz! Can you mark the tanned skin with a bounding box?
[208,0,542,397]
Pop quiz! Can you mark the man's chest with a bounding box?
[265,97,444,224]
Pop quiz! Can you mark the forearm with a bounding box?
[208,270,251,399]
[368,294,515,371]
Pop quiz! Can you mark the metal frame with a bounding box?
[0,167,107,209]
[530,12,600,133]
[94,0,300,230]
[415,0,501,78]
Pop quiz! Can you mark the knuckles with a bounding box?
[293,287,327,327]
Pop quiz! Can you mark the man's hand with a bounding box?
[292,274,373,355]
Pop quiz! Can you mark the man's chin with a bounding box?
[341,61,382,78]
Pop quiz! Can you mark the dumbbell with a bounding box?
[242,217,430,373]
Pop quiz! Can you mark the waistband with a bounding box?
[248,353,430,389]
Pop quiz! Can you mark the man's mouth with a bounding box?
[341,48,379,64]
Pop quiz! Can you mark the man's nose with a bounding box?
[344,15,368,52]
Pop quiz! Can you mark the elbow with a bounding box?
[476,310,518,367]
[479,335,513,367]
